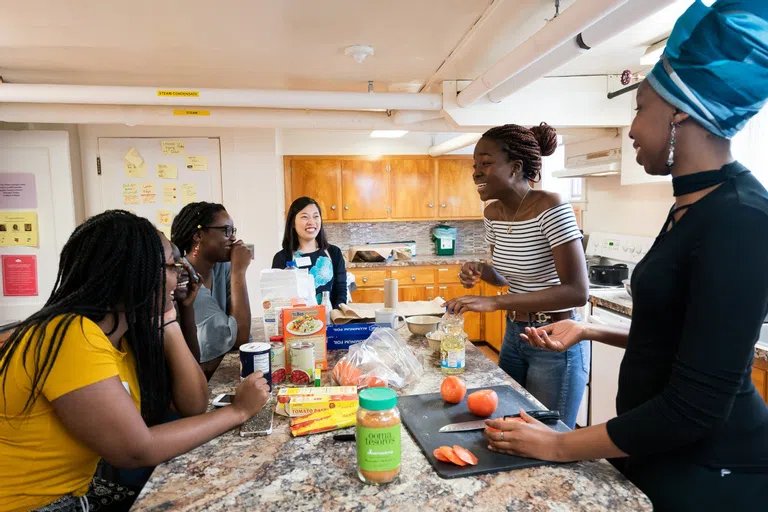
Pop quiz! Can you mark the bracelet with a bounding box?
[161,319,179,328]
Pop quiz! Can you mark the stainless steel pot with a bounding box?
[589,263,629,286]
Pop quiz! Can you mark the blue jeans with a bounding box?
[499,315,589,429]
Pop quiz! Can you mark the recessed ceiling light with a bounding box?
[370,130,408,138]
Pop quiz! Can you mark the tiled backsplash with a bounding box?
[324,220,487,255]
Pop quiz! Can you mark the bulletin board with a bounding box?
[96,137,223,239]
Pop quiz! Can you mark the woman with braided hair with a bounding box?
[0,211,270,512]
[445,122,589,429]
[171,201,253,378]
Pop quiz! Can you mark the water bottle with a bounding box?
[321,291,332,325]
[285,261,298,270]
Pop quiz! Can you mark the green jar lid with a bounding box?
[359,387,397,411]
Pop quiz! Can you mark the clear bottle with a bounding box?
[356,388,401,485]
[321,291,332,325]
[439,313,466,375]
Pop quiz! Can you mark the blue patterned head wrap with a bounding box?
[646,0,768,139]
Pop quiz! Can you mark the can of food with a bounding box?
[289,342,315,385]
[270,342,286,384]
[240,342,272,390]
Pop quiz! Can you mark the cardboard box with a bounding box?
[326,323,378,350]
[282,304,328,370]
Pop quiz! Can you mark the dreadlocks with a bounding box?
[171,201,227,255]
[482,122,558,182]
[0,210,170,426]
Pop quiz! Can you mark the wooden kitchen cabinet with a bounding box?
[389,158,436,219]
[287,159,342,221]
[350,287,385,303]
[437,159,484,219]
[340,160,390,221]
[390,267,435,286]
[752,359,768,404]
[399,285,436,302]
[482,283,509,352]
[438,284,481,341]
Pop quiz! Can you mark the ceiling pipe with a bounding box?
[391,110,447,125]
[428,133,483,156]
[487,0,677,103]
[0,83,443,112]
[0,103,480,132]
[456,0,628,107]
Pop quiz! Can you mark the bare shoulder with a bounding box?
[483,200,503,221]
[531,190,566,214]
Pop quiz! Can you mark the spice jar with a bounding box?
[356,388,401,485]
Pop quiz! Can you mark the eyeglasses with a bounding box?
[164,262,184,276]
[200,225,237,238]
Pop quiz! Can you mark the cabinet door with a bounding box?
[481,284,508,352]
[399,285,435,302]
[390,267,435,286]
[289,159,342,221]
[752,360,768,404]
[341,160,389,220]
[437,159,483,219]
[351,288,385,303]
[438,284,481,341]
[390,159,436,219]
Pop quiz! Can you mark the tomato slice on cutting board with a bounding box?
[438,446,467,466]
[433,448,451,462]
[452,445,478,466]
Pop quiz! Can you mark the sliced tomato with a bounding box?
[452,445,478,465]
[439,445,467,466]
[433,448,451,462]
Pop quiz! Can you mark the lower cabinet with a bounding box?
[752,358,768,404]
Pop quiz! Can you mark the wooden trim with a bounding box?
[283,155,292,211]
[754,358,768,372]
[283,154,473,161]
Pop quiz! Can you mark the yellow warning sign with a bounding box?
[173,110,210,116]
[157,90,200,98]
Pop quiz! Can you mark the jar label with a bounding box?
[356,425,401,472]
[441,348,465,369]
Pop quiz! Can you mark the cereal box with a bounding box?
[282,304,328,370]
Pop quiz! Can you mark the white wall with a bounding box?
[280,130,475,155]
[78,125,284,317]
[583,176,672,237]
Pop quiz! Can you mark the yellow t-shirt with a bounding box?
[0,315,140,512]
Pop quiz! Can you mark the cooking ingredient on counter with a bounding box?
[270,340,286,384]
[357,388,401,485]
[452,446,479,466]
[289,342,315,384]
[260,268,316,338]
[290,406,358,437]
[438,446,466,466]
[283,303,328,369]
[433,448,451,462]
[276,386,358,416]
[440,376,467,404]
[285,394,358,418]
[439,313,467,375]
[239,342,272,390]
[467,389,499,417]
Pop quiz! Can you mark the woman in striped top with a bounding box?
[445,122,589,428]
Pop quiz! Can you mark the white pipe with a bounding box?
[487,0,677,103]
[428,133,483,157]
[457,0,628,107]
[0,103,478,132]
[0,83,442,111]
[391,110,446,125]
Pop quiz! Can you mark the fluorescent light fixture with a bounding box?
[640,39,667,66]
[370,130,408,138]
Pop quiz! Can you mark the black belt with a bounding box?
[507,310,573,324]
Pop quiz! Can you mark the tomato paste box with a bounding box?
[282,303,328,370]
[276,386,358,417]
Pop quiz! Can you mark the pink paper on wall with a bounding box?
[2,255,38,296]
[0,173,37,209]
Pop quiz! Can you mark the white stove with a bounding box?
[584,232,655,290]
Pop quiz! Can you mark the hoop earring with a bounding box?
[666,121,678,168]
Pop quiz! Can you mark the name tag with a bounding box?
[295,256,312,268]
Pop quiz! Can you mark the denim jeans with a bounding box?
[499,314,589,429]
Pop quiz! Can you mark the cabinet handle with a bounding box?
[411,275,416,281]
[428,203,434,208]
[331,205,337,210]
[441,203,447,208]
[362,277,369,283]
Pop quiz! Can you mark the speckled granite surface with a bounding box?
[756,347,768,362]
[347,254,491,269]
[133,327,651,511]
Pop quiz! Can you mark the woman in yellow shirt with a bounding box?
[0,210,270,512]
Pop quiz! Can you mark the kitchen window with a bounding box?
[540,137,585,202]
[732,106,768,187]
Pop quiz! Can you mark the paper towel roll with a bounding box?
[384,278,398,310]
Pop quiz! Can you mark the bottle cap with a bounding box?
[359,387,397,410]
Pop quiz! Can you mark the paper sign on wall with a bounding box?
[141,182,157,204]
[157,210,174,226]
[185,156,208,171]
[181,183,197,204]
[161,141,185,155]
[2,255,38,296]
[0,173,37,209]
[162,184,178,205]
[124,147,145,167]
[0,211,39,247]
[122,183,139,205]
[156,164,178,179]
[124,162,147,178]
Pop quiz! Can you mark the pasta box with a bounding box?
[326,323,378,350]
[282,304,328,370]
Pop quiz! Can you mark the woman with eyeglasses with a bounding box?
[0,211,270,512]
[171,202,253,378]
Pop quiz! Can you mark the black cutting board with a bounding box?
[399,385,570,479]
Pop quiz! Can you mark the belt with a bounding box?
[507,310,573,324]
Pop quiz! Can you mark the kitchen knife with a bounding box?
[438,410,561,433]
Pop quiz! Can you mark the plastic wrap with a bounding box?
[331,328,423,389]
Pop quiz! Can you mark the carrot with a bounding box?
[439,446,467,466]
[452,445,479,466]
[433,448,451,462]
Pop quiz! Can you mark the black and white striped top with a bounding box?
[485,203,582,308]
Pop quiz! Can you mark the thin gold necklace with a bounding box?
[502,187,531,234]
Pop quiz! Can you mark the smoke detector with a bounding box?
[345,45,374,64]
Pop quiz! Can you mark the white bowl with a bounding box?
[406,315,441,336]
[426,331,444,352]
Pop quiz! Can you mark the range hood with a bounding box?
[555,135,622,178]
[553,161,621,178]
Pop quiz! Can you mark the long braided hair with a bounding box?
[0,210,170,426]
[171,201,227,256]
[482,122,558,182]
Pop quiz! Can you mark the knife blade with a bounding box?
[438,410,561,433]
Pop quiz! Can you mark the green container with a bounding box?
[432,225,457,256]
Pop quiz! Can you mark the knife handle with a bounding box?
[505,410,560,423]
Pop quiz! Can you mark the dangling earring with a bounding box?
[192,244,199,258]
[666,121,678,168]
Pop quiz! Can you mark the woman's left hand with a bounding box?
[175,260,202,308]
[444,295,498,314]
[484,409,565,462]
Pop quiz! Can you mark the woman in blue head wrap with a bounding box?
[481,1,768,509]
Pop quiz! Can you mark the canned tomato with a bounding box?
[289,342,315,385]
[240,342,272,390]
[270,342,286,384]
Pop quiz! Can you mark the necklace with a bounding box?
[501,187,531,234]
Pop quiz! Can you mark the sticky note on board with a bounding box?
[0,211,39,247]
[181,183,197,204]
[162,184,178,205]
[185,156,208,171]
[122,183,139,196]
[141,182,157,204]
[124,194,139,205]
[124,162,146,178]
[124,148,145,167]
[157,210,173,226]
[156,163,178,179]
[161,141,185,155]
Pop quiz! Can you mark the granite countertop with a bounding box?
[347,253,491,269]
[133,327,651,511]
[589,291,768,362]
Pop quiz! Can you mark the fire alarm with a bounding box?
[345,45,375,64]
